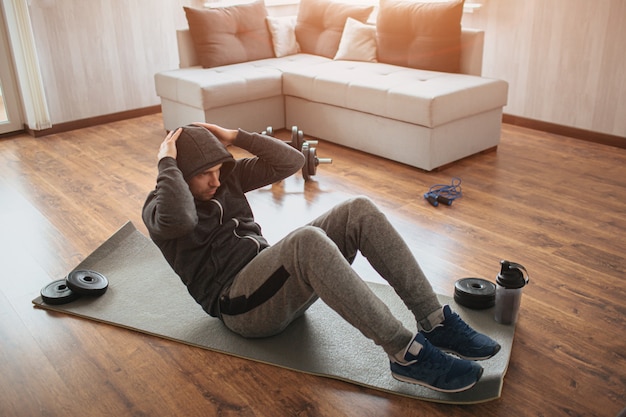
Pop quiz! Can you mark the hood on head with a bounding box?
[175,125,235,181]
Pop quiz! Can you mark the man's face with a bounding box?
[187,164,222,201]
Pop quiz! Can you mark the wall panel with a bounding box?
[463,0,625,138]
[27,0,203,125]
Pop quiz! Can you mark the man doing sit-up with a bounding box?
[142,123,500,393]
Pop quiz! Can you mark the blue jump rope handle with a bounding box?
[436,195,453,205]
[424,192,439,207]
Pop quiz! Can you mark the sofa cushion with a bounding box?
[376,0,464,73]
[184,2,274,69]
[334,18,377,62]
[295,0,374,58]
[282,60,508,128]
[155,55,331,110]
[266,15,300,58]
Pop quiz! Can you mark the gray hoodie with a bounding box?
[142,125,304,316]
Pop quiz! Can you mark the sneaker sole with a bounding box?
[391,367,483,393]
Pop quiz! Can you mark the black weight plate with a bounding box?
[301,142,315,181]
[290,126,300,150]
[41,279,81,305]
[307,147,317,174]
[454,278,496,309]
[66,269,109,296]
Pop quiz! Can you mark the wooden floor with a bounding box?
[1,114,625,417]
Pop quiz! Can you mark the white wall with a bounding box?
[463,0,625,137]
[26,0,204,125]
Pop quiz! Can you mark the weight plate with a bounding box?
[307,147,317,174]
[66,269,109,296]
[291,126,302,150]
[296,130,305,151]
[454,277,496,310]
[301,143,317,181]
[40,279,81,305]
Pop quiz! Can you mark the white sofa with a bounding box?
[155,7,508,171]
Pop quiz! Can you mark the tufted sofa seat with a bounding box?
[156,53,330,137]
[284,61,506,130]
[281,60,507,168]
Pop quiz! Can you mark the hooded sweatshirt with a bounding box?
[142,125,304,317]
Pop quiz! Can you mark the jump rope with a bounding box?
[424,177,463,207]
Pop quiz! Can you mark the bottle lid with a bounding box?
[496,260,530,289]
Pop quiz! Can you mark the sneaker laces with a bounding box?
[413,338,453,373]
[424,307,483,353]
[444,310,478,344]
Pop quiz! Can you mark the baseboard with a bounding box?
[25,105,162,137]
[17,108,625,150]
[502,114,626,149]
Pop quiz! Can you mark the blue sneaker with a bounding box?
[390,333,483,393]
[423,305,501,360]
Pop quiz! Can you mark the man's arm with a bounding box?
[196,123,305,192]
[142,128,198,240]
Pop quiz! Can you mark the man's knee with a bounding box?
[349,195,376,209]
[348,195,383,218]
[287,226,342,258]
[288,226,329,246]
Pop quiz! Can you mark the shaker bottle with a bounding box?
[494,260,529,324]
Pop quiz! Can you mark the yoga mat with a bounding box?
[33,222,516,404]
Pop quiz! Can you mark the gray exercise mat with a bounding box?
[32,222,516,404]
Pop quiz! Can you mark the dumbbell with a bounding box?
[286,126,331,180]
[262,126,319,151]
[288,126,319,151]
[261,125,332,181]
[301,141,333,181]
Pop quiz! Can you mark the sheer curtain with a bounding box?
[1,0,51,130]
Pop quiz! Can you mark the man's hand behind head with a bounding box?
[192,122,238,147]
[158,128,182,161]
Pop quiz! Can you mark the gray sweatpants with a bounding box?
[220,196,442,357]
